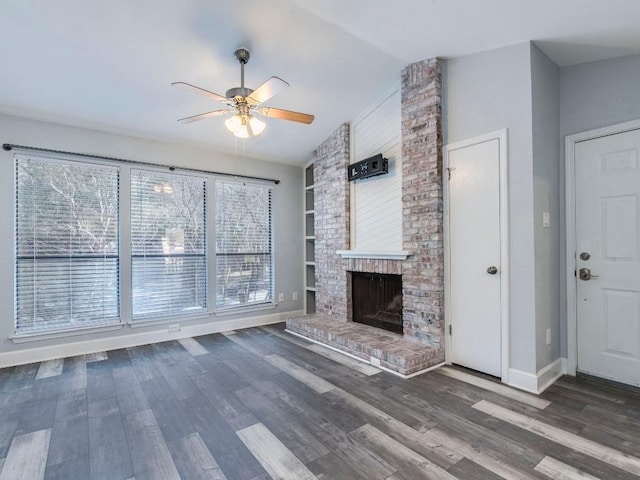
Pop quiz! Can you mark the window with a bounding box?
[14,154,276,336]
[216,181,273,309]
[15,156,120,334]
[130,170,206,320]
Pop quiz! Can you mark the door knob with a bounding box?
[579,267,599,281]
[487,266,498,275]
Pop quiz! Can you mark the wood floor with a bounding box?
[0,324,639,480]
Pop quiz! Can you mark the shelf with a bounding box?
[305,189,314,212]
[305,289,316,314]
[305,214,314,237]
[304,162,316,316]
[305,164,314,189]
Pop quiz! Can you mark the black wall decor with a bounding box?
[348,153,388,181]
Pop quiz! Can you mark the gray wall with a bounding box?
[445,46,640,374]
[444,42,538,374]
[531,44,561,371]
[560,54,640,138]
[0,113,303,354]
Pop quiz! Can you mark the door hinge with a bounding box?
[446,167,455,180]
[449,324,452,335]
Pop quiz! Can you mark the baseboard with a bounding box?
[536,357,566,393]
[507,357,567,394]
[0,310,303,368]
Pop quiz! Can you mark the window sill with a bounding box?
[11,323,124,344]
[214,303,277,317]
[129,311,211,328]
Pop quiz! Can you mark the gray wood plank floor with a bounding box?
[1,324,640,480]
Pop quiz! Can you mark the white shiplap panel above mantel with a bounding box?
[351,86,402,252]
[336,250,410,260]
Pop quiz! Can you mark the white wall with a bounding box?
[531,44,561,371]
[0,113,303,359]
[350,86,402,251]
[444,42,538,374]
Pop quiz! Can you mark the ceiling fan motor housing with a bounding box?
[226,86,253,99]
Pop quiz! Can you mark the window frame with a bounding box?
[14,153,122,336]
[129,167,209,323]
[213,178,276,313]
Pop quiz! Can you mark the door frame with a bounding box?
[444,128,510,382]
[565,118,640,376]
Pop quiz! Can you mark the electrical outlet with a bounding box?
[278,293,284,302]
[545,328,551,345]
[292,291,298,301]
[168,324,180,333]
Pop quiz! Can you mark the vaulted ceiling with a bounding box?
[1,0,640,165]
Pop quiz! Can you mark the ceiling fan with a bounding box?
[172,48,314,139]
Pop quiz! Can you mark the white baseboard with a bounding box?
[507,357,567,394]
[536,357,566,393]
[0,310,303,368]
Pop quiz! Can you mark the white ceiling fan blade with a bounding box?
[172,82,230,104]
[248,76,289,105]
[258,107,314,125]
[177,109,233,124]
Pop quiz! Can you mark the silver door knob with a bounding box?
[487,266,498,275]
[579,267,599,280]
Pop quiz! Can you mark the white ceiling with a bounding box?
[1,0,640,165]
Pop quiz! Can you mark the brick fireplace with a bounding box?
[287,58,444,376]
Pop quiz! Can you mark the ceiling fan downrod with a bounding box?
[226,48,253,99]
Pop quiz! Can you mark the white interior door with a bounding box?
[575,128,640,387]
[447,137,502,377]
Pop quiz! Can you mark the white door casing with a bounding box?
[571,127,640,387]
[444,129,509,380]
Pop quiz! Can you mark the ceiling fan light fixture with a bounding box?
[225,113,266,138]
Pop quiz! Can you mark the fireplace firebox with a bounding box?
[351,272,402,334]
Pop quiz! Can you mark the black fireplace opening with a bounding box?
[351,272,403,334]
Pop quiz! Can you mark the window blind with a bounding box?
[15,156,120,334]
[216,181,273,309]
[131,170,206,319]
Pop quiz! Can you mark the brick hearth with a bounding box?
[286,315,443,376]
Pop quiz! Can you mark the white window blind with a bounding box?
[216,182,273,309]
[131,169,206,319]
[15,156,120,334]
